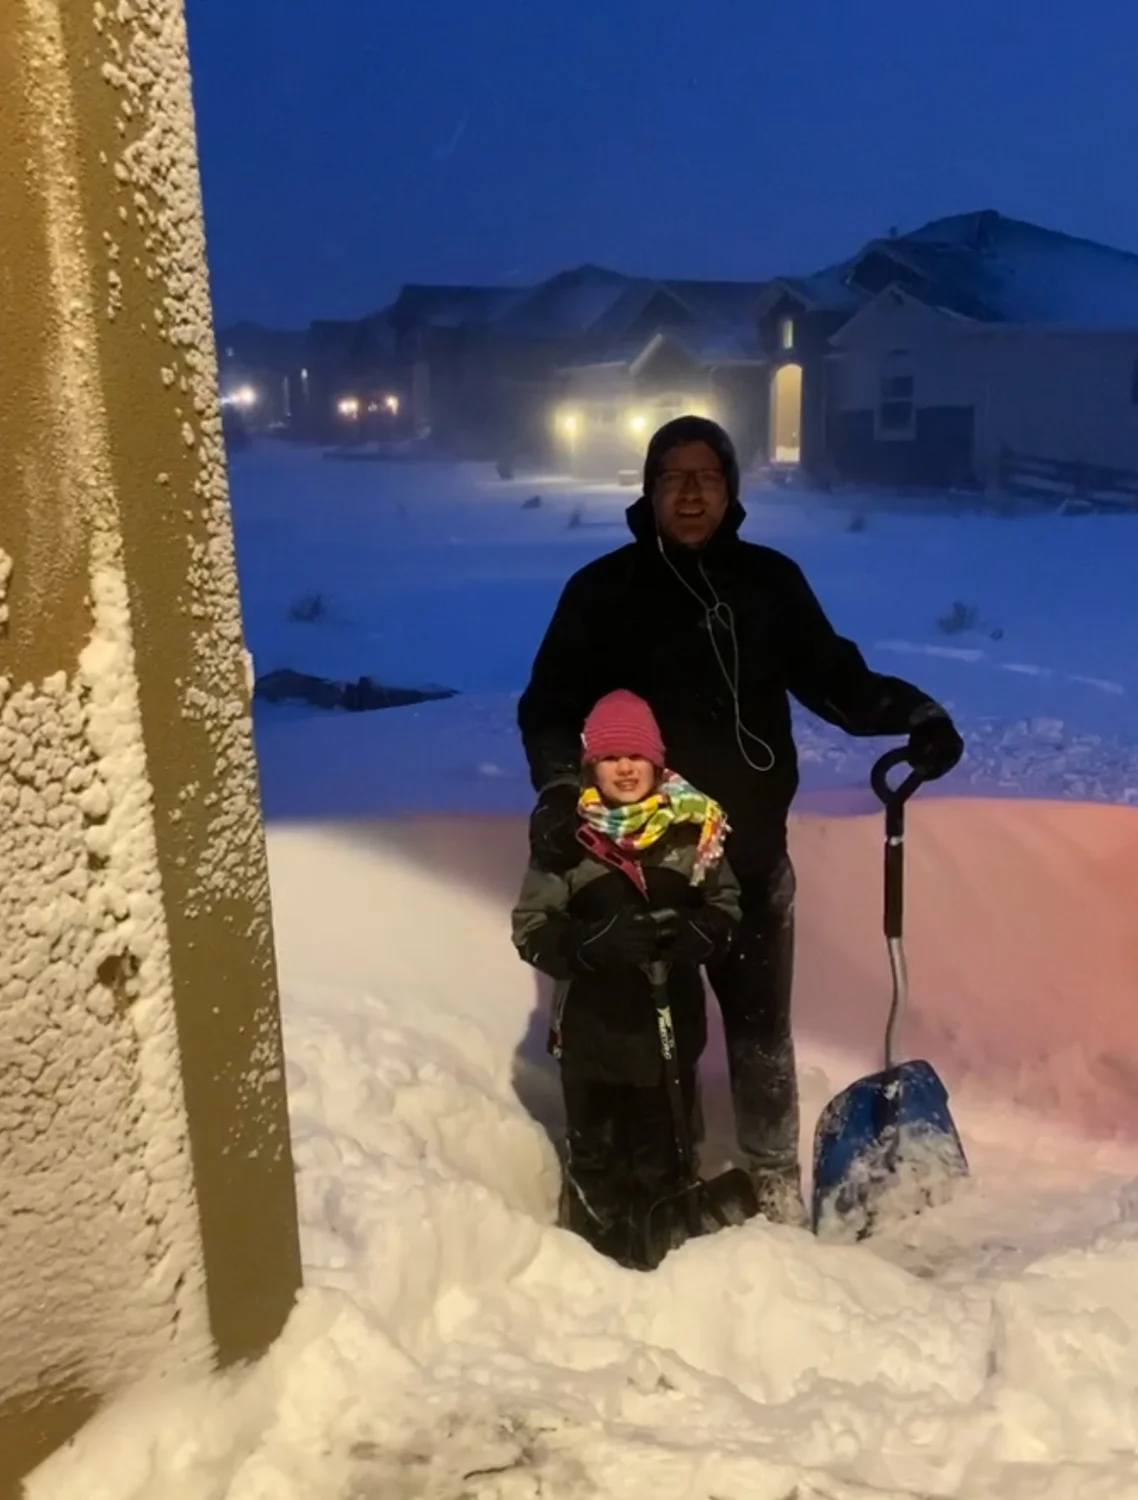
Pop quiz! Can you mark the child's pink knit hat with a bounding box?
[581,690,666,767]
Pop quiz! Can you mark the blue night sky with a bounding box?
[185,0,1138,329]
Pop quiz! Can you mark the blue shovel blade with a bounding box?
[811,1059,969,1241]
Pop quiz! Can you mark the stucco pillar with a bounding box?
[0,1,302,1491]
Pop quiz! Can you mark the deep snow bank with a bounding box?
[268,794,1138,1144]
[28,796,1138,1500]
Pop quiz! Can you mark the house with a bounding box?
[216,322,309,433]
[388,266,646,459]
[760,210,1138,492]
[375,266,770,467]
[241,266,767,464]
[299,314,406,441]
[215,317,405,443]
[553,283,769,479]
[825,212,1138,490]
[379,283,525,450]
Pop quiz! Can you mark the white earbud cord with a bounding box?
[655,530,776,773]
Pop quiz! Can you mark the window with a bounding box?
[779,316,794,350]
[877,349,915,439]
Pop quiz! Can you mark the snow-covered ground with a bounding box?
[242,445,1138,809]
[29,444,1138,1499]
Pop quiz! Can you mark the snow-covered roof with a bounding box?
[766,211,1138,331]
[376,268,769,356]
[559,322,762,375]
[217,321,309,366]
[580,278,680,346]
[885,211,1138,328]
[305,319,367,360]
[657,278,769,325]
[555,277,767,364]
[651,324,763,362]
[384,283,527,332]
[758,266,865,315]
[494,265,635,340]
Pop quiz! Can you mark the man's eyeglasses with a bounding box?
[657,468,726,497]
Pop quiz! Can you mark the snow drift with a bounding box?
[27,792,1138,1500]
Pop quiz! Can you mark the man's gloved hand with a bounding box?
[528,780,581,872]
[570,909,659,972]
[906,704,963,781]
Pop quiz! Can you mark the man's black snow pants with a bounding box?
[705,855,799,1173]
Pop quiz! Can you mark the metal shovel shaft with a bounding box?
[872,748,923,1073]
[645,956,702,1236]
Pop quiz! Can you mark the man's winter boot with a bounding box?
[749,1160,809,1228]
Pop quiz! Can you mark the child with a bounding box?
[511,688,741,1269]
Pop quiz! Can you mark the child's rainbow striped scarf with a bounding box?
[577,771,729,885]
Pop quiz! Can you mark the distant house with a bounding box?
[555,282,768,479]
[490,266,678,465]
[216,317,404,443]
[386,266,645,459]
[375,266,769,467]
[300,314,405,441]
[216,322,309,433]
[380,283,525,451]
[220,209,1138,496]
[761,210,1138,493]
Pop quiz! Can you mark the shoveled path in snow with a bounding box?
[266,797,1138,1269]
[29,793,1138,1499]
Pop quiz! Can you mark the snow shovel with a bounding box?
[810,747,969,1241]
[639,947,760,1267]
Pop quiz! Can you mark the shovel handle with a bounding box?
[871,752,919,1065]
[871,747,925,810]
[645,909,678,1000]
[871,748,926,846]
[645,958,670,994]
[641,953,700,1230]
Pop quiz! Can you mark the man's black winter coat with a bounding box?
[518,495,941,877]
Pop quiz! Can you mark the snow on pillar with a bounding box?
[0,0,302,1488]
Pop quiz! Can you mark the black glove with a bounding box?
[659,915,718,966]
[906,705,963,781]
[569,909,659,972]
[528,780,581,872]
[655,902,730,967]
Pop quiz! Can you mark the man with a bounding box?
[517,415,963,1226]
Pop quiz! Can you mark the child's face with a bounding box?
[592,755,658,805]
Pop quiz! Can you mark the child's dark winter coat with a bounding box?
[511,820,740,1087]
